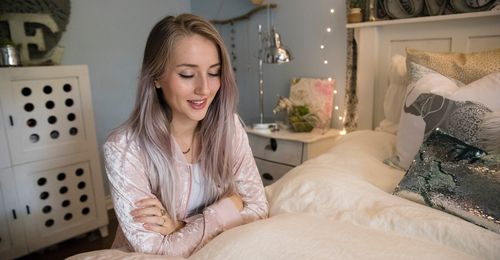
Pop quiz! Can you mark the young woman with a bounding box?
[103,14,268,257]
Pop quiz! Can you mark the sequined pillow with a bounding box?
[406,48,500,84]
[394,129,500,234]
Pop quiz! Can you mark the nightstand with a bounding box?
[246,127,341,186]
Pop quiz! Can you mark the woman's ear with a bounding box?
[154,81,161,89]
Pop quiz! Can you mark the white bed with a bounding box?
[70,131,500,260]
[69,11,500,260]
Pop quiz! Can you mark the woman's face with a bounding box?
[157,34,221,125]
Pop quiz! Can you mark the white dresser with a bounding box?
[0,65,108,259]
[246,127,340,186]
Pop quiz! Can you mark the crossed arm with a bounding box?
[131,194,244,236]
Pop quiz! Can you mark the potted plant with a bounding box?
[273,96,320,132]
[348,0,364,23]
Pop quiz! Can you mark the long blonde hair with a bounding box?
[111,14,238,220]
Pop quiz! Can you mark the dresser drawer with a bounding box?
[255,158,293,186]
[248,134,303,166]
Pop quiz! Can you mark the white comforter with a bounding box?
[69,131,500,260]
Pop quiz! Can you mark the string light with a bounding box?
[318,8,343,125]
[318,8,344,126]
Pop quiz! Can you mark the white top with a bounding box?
[186,163,207,216]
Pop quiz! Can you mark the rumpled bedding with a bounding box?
[68,130,500,260]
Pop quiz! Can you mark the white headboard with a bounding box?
[348,11,500,130]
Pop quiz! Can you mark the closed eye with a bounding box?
[179,73,194,79]
[208,71,221,77]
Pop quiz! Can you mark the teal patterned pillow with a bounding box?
[394,129,500,234]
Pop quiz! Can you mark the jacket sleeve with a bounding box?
[230,117,269,223]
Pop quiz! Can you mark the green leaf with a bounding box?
[295,105,309,116]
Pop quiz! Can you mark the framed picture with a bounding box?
[289,77,335,130]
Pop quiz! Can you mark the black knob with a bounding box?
[265,138,277,151]
[262,173,274,180]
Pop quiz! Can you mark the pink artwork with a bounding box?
[289,77,335,129]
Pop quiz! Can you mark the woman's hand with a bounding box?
[131,197,185,235]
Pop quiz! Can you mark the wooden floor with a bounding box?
[15,209,118,260]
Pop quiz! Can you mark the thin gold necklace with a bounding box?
[182,132,196,154]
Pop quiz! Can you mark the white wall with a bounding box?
[59,0,191,195]
[191,0,347,128]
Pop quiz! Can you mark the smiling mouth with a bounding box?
[188,99,207,109]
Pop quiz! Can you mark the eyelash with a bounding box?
[178,71,220,79]
[179,74,194,79]
[208,71,221,77]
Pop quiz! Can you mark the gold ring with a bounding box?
[161,217,165,226]
[160,208,166,216]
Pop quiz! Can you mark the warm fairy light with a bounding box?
[318,9,340,128]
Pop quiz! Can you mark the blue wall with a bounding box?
[192,0,347,128]
[60,0,191,148]
[57,0,347,195]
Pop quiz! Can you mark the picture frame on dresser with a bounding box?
[0,65,108,259]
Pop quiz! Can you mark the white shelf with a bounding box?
[346,10,500,28]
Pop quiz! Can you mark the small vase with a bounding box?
[348,8,363,23]
[366,0,378,21]
[290,121,314,132]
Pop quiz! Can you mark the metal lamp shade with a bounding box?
[261,28,293,64]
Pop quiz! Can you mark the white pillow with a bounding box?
[450,72,500,111]
[376,55,408,134]
[395,63,500,170]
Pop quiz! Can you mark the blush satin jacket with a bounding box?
[103,116,269,257]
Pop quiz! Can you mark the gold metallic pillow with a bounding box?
[406,48,500,84]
